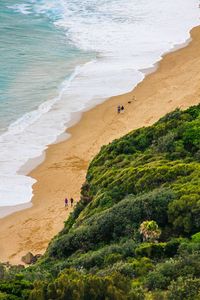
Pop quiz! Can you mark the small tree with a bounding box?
[139,220,161,242]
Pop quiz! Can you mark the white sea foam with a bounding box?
[0,64,87,206]
[7,4,31,15]
[1,0,200,208]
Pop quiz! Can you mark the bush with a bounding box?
[164,238,183,257]
[168,194,200,234]
[104,253,123,266]
[0,278,32,300]
[49,188,174,259]
[145,251,200,291]
[29,269,132,300]
[145,271,170,290]
[167,277,200,300]
[191,232,200,243]
[135,243,166,259]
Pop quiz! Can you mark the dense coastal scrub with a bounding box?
[0,105,200,299]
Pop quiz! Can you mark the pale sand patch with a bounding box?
[0,26,200,264]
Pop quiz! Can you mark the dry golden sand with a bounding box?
[0,26,200,264]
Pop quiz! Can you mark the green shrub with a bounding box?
[168,194,200,234]
[0,278,32,300]
[49,188,174,259]
[145,252,200,291]
[191,232,200,243]
[29,269,131,300]
[164,238,182,257]
[167,277,200,300]
[135,243,166,259]
[145,271,170,290]
[104,253,123,266]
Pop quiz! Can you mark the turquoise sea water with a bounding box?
[0,0,92,133]
[0,0,199,209]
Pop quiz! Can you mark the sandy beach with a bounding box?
[0,26,200,265]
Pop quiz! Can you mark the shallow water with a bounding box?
[0,0,199,208]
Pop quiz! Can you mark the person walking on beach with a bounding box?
[70,197,74,207]
[65,197,68,208]
[121,105,124,112]
[117,105,121,114]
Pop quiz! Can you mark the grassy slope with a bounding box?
[0,105,200,299]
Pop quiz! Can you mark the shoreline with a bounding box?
[0,26,200,264]
[0,35,193,219]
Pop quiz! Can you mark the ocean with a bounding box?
[0,0,199,209]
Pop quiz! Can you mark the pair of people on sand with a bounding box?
[65,197,74,208]
[118,96,135,113]
[117,105,124,114]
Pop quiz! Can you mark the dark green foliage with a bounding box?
[145,251,200,290]
[49,188,174,259]
[167,277,200,300]
[135,243,166,259]
[29,269,131,300]
[65,240,138,272]
[1,105,200,299]
[168,193,200,234]
[0,276,32,300]
[164,238,183,257]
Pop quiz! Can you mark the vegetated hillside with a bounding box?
[0,105,200,300]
